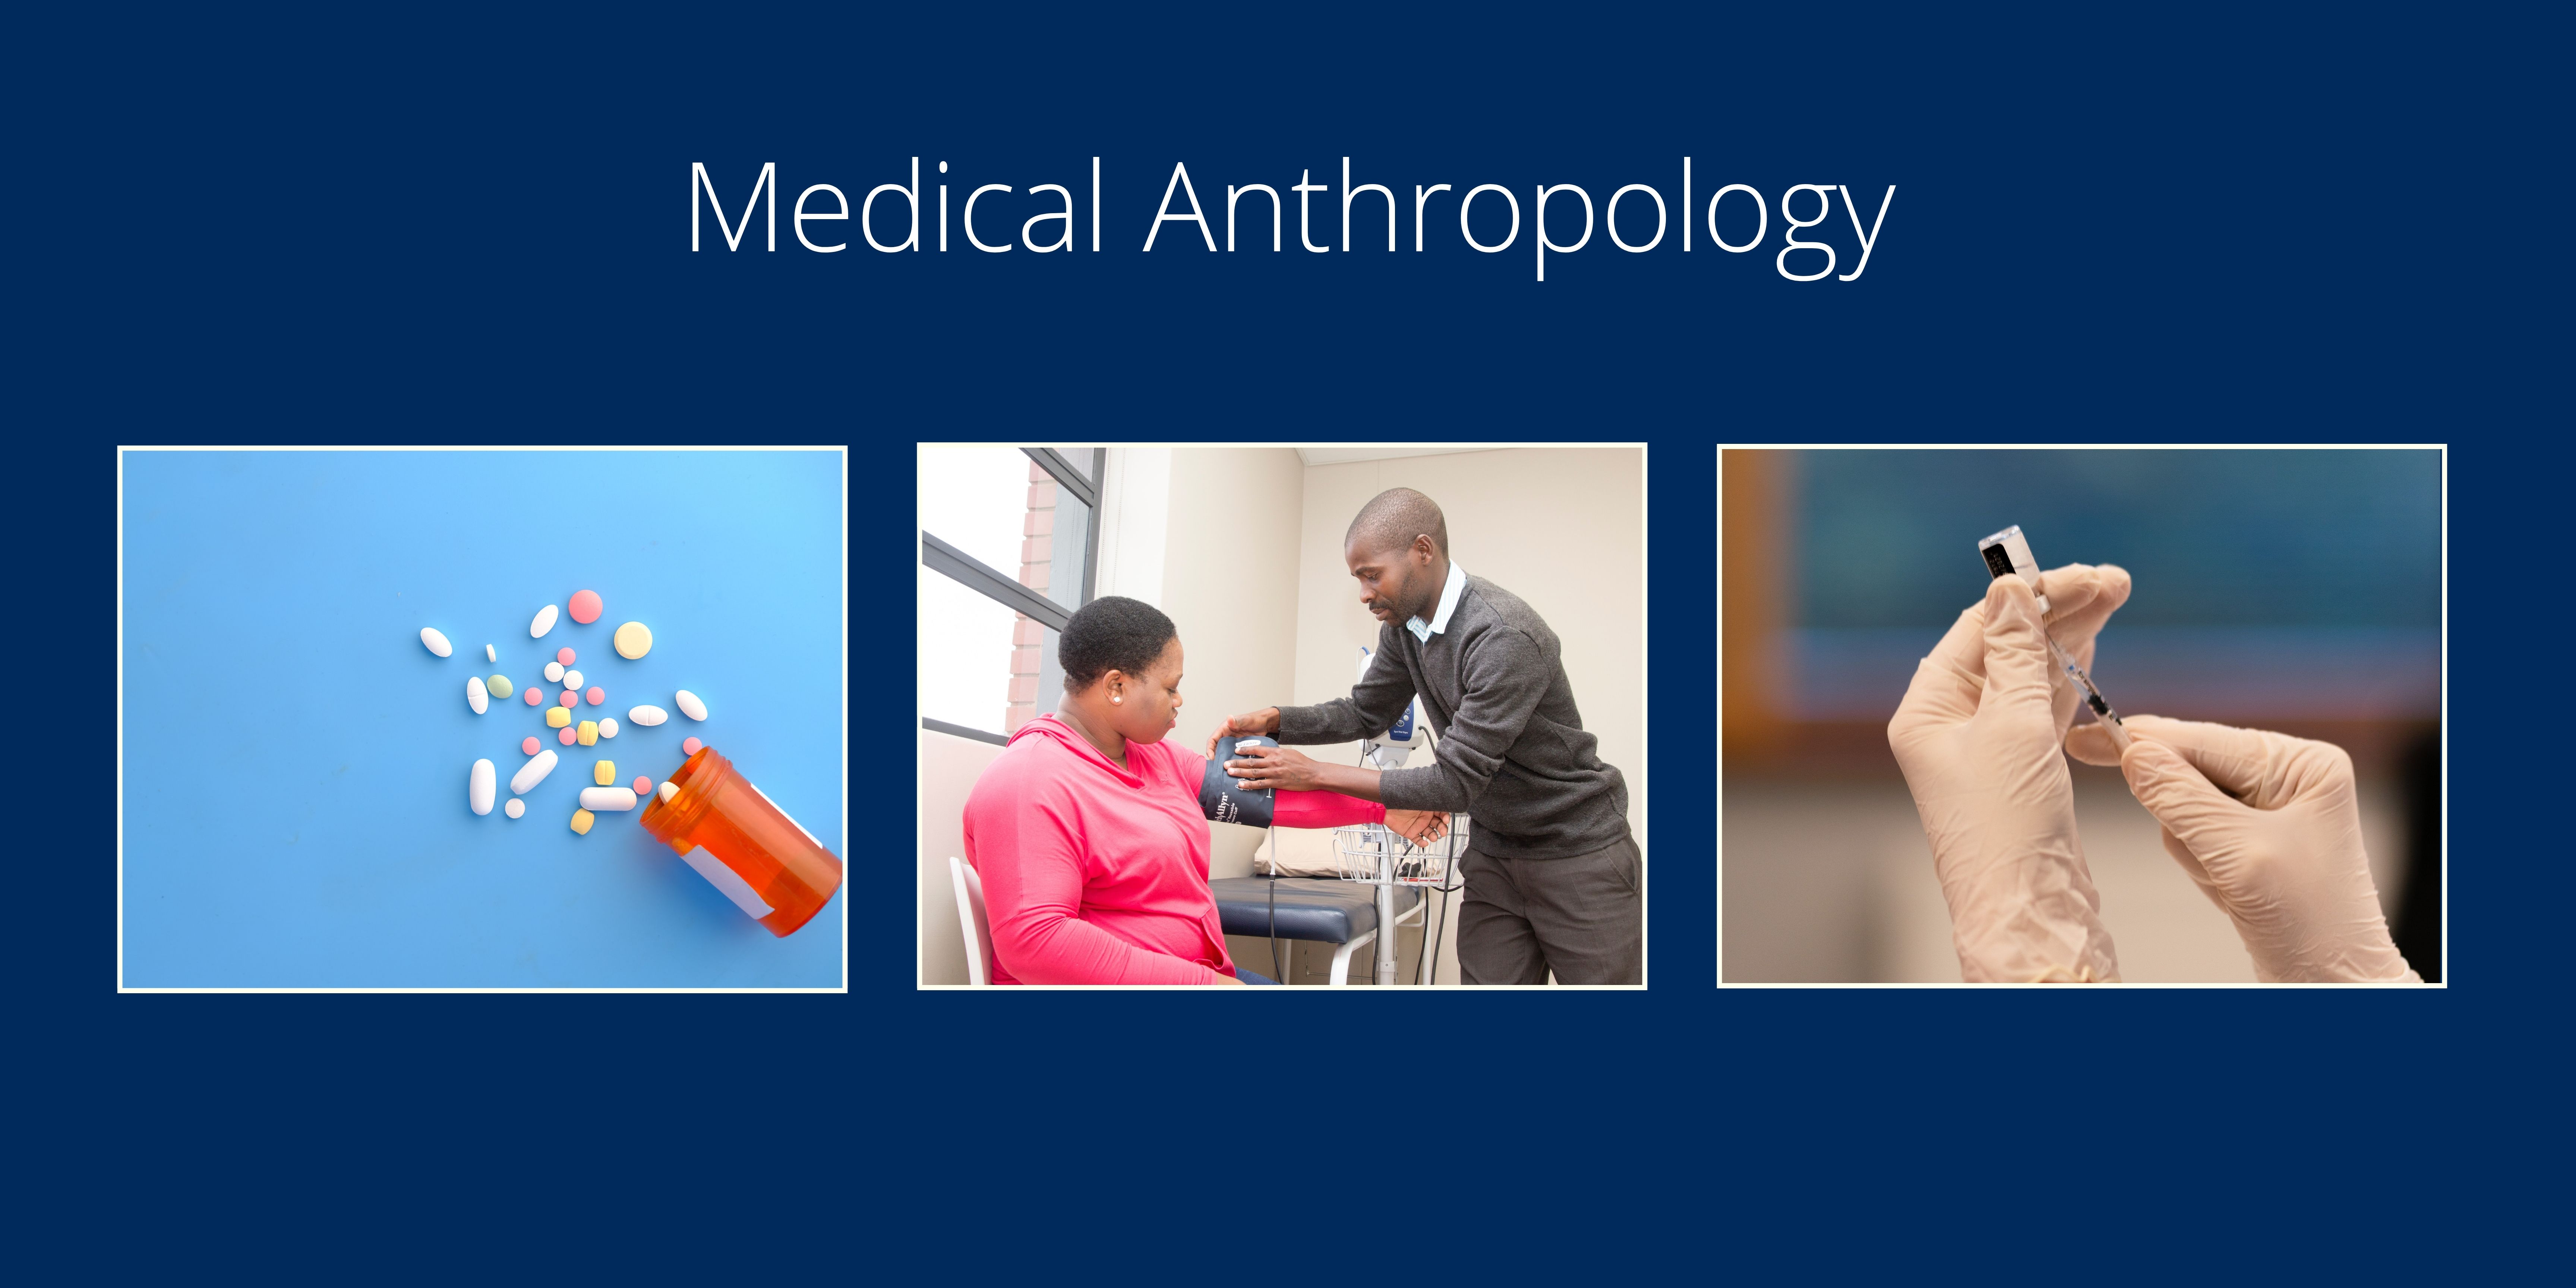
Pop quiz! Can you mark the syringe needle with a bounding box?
[2045,634,2132,752]
[1979,526,2132,753]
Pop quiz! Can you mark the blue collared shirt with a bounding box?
[1406,561,1467,644]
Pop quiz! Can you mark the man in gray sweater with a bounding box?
[1210,487,1640,984]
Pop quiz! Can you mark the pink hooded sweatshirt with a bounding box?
[963,713,1385,984]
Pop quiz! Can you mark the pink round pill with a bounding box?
[568,590,603,625]
[522,737,541,756]
[585,686,604,706]
[632,777,651,795]
[558,726,577,745]
[558,689,578,708]
[557,647,576,666]
[524,686,543,706]
[682,737,703,757]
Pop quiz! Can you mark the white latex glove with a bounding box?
[2067,716,2418,983]
[1888,573,2125,982]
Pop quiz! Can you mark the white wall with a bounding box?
[1154,448,1307,878]
[1093,446,1171,604]
[1292,448,1646,840]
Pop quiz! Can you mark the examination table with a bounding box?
[1209,877,1424,986]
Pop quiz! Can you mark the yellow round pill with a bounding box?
[569,809,596,835]
[613,621,653,659]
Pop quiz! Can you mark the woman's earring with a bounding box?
[1111,694,1121,704]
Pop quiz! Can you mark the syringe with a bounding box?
[1979,525,2132,753]
[2045,634,2131,752]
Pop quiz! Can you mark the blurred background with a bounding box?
[1722,448,2443,982]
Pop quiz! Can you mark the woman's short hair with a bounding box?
[1058,596,1177,689]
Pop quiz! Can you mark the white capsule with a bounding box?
[504,798,525,819]
[597,717,619,739]
[470,759,496,815]
[628,705,668,727]
[674,690,708,721]
[563,669,584,691]
[420,627,452,657]
[485,644,496,663]
[544,661,565,683]
[530,603,559,638]
[580,786,640,812]
[658,779,680,804]
[467,675,489,714]
[510,748,558,795]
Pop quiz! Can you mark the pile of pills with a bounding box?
[421,585,714,838]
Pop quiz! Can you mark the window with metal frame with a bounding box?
[919,447,1102,745]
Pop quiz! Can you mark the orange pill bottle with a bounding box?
[639,746,843,937]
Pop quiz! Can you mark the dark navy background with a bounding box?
[22,2,2553,1276]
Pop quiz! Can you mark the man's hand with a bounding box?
[1385,809,1449,846]
[1223,742,1325,792]
[1204,707,1281,757]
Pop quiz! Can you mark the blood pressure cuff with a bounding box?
[1200,736,1277,828]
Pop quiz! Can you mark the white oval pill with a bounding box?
[510,748,558,795]
[674,690,707,721]
[420,627,452,657]
[470,759,496,815]
[504,797,524,819]
[563,669,583,691]
[530,603,559,638]
[485,643,496,663]
[467,675,489,714]
[628,705,667,727]
[597,717,619,739]
[658,779,679,804]
[544,661,565,683]
[580,786,640,812]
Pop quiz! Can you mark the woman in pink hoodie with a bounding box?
[964,596,1447,985]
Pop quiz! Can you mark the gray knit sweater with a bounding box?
[1273,574,1629,859]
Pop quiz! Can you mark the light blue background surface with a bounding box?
[123,451,844,987]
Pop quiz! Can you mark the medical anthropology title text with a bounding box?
[690,158,1894,283]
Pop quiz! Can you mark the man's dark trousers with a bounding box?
[1454,825,1642,985]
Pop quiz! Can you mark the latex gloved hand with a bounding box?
[1889,574,2123,982]
[2067,716,2418,983]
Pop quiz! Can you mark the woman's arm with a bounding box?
[1275,788,1384,829]
[967,787,1231,985]
[1187,741,1385,829]
[1206,744,1444,841]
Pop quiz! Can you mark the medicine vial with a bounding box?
[1976,524,2051,614]
[638,745,844,937]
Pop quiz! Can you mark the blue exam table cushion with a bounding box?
[1210,878,1421,944]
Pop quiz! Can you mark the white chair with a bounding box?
[948,856,995,986]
